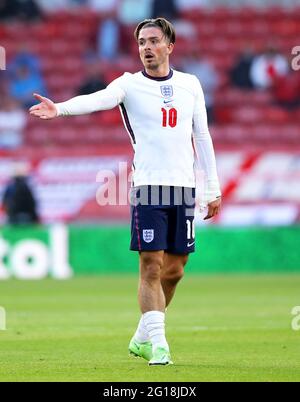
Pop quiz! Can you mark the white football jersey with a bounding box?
[109,69,208,187]
[56,69,220,193]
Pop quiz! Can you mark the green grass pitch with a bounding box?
[0,274,300,382]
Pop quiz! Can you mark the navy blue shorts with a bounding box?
[130,186,196,254]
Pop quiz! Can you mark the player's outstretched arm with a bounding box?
[29,93,58,120]
[30,85,125,119]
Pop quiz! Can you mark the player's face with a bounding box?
[138,27,174,71]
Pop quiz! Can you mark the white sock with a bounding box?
[143,310,169,351]
[133,315,149,343]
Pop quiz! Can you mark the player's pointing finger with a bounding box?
[33,93,45,102]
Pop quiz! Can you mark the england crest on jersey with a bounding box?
[143,229,154,243]
[160,85,173,98]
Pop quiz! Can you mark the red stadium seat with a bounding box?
[101,110,123,127]
[264,107,291,124]
[3,7,299,151]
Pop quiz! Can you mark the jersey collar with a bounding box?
[142,69,173,81]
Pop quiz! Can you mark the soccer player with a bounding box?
[30,18,221,366]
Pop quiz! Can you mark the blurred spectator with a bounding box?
[182,51,219,123]
[0,0,42,21]
[230,47,255,89]
[151,0,178,20]
[9,51,47,108]
[97,14,120,60]
[88,1,120,60]
[16,0,42,20]
[272,68,300,110]
[2,163,39,225]
[35,0,70,12]
[175,0,209,10]
[117,0,152,55]
[0,0,16,20]
[87,0,118,12]
[172,19,196,39]
[250,45,289,89]
[77,61,107,95]
[9,49,41,76]
[36,0,85,13]
[0,94,26,149]
[118,0,152,26]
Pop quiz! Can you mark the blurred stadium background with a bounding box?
[1,0,300,383]
[0,0,300,277]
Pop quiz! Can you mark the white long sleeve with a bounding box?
[53,70,221,194]
[192,77,221,202]
[55,85,125,116]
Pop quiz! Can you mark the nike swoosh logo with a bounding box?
[163,100,173,104]
[187,241,195,247]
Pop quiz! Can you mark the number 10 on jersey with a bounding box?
[161,107,177,128]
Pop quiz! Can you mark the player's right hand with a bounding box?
[29,93,58,119]
[203,196,221,220]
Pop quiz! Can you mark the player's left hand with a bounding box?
[204,196,221,220]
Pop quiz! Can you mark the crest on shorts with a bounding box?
[160,85,173,98]
[143,229,154,243]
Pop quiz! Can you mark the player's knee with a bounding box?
[171,265,185,283]
[181,255,189,267]
[162,264,184,285]
[141,264,162,282]
[140,254,163,281]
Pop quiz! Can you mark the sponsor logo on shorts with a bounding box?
[143,229,154,243]
[187,241,195,247]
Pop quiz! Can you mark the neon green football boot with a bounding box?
[148,346,173,366]
[128,338,153,361]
